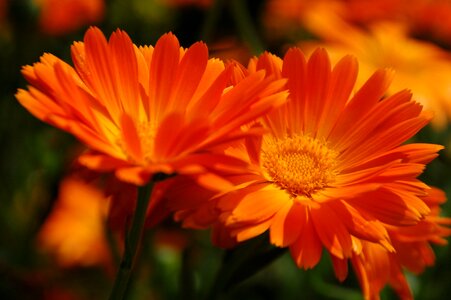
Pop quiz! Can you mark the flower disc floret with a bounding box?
[261,135,338,197]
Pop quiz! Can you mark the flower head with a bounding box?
[171,48,443,270]
[33,0,105,35]
[37,176,111,268]
[17,27,287,185]
[300,11,451,129]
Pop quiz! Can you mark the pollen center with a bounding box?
[261,135,338,197]
[138,121,157,162]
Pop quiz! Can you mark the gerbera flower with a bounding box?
[300,13,451,129]
[16,27,287,186]
[171,48,443,270]
[37,176,111,268]
[343,188,451,300]
[33,0,105,35]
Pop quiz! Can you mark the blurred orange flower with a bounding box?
[344,188,451,300]
[172,49,442,270]
[409,0,451,45]
[38,176,111,268]
[300,15,451,129]
[16,27,288,186]
[264,0,451,47]
[33,0,105,35]
[263,0,399,38]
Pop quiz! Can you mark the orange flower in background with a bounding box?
[38,176,111,268]
[264,0,451,49]
[16,27,288,186]
[409,0,451,45]
[34,0,105,35]
[345,188,451,300]
[171,48,443,270]
[263,0,404,39]
[300,13,451,129]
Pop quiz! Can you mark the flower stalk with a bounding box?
[109,180,155,300]
[230,0,264,54]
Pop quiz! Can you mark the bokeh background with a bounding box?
[1,0,451,299]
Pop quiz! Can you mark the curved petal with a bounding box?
[289,207,323,269]
[229,186,289,224]
[310,203,353,259]
[270,201,304,247]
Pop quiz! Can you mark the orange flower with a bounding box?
[300,15,451,129]
[16,27,287,186]
[263,0,404,39]
[264,0,451,48]
[37,176,111,268]
[33,0,105,35]
[408,0,451,45]
[343,188,451,300]
[172,49,442,270]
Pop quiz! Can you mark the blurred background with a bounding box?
[1,0,451,299]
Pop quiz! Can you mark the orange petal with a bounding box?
[310,203,353,259]
[78,152,130,171]
[329,68,394,144]
[120,113,143,162]
[317,55,358,138]
[109,29,140,118]
[328,200,393,252]
[270,201,305,247]
[167,42,208,112]
[232,218,273,242]
[349,188,430,226]
[148,33,180,122]
[282,48,307,134]
[304,48,331,134]
[229,186,289,224]
[83,27,122,124]
[330,254,348,282]
[289,209,323,269]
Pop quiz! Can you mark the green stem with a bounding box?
[229,0,265,55]
[205,235,286,299]
[108,181,155,300]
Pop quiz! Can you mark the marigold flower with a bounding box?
[341,188,451,300]
[37,176,111,268]
[170,48,443,270]
[300,12,451,129]
[33,0,105,35]
[16,27,287,186]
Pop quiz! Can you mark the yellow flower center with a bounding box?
[261,135,338,198]
[137,121,157,162]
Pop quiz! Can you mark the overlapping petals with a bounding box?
[16,27,288,186]
[344,188,451,300]
[169,48,443,272]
